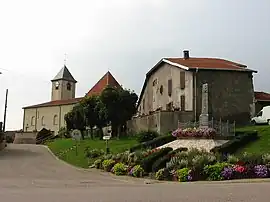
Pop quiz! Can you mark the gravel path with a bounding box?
[1,144,270,201]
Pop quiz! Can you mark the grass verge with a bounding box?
[47,137,137,168]
[236,125,270,154]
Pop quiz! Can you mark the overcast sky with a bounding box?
[0,0,269,130]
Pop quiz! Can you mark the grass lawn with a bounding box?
[236,125,270,154]
[47,137,137,168]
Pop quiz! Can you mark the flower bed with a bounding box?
[88,144,270,183]
[172,127,217,138]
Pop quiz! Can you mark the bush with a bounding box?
[130,134,176,152]
[5,134,14,143]
[112,163,128,175]
[204,162,230,181]
[94,159,103,169]
[136,130,159,143]
[210,131,258,154]
[58,127,71,138]
[176,168,192,182]
[84,147,105,159]
[102,159,116,172]
[129,165,144,177]
[238,152,263,166]
[227,154,239,164]
[140,147,173,173]
[155,168,166,180]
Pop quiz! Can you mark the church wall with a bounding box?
[23,103,77,135]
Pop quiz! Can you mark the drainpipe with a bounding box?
[35,108,38,131]
[194,68,198,122]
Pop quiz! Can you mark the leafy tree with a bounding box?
[64,103,86,139]
[100,86,138,138]
[81,95,99,139]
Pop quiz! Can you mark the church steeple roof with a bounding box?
[51,65,77,83]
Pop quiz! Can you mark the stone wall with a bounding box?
[13,132,38,144]
[127,110,193,134]
[195,70,255,125]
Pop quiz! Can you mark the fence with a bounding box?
[178,118,236,136]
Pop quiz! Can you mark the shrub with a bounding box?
[191,154,217,170]
[102,159,116,172]
[141,147,173,173]
[204,162,230,181]
[129,165,144,177]
[58,127,70,138]
[262,153,270,165]
[84,147,105,159]
[155,168,166,180]
[136,130,159,143]
[112,163,128,175]
[152,155,172,173]
[227,155,239,164]
[129,134,176,152]
[176,168,192,182]
[94,159,103,169]
[239,152,263,166]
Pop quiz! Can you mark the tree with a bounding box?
[64,103,86,139]
[100,86,138,138]
[81,95,100,139]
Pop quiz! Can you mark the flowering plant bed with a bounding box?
[172,127,217,138]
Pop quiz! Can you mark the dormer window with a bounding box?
[55,81,60,90]
[67,83,71,91]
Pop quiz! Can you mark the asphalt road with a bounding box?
[1,144,270,202]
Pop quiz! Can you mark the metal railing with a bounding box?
[36,134,55,144]
[178,118,236,136]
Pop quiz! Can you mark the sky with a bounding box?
[0,0,270,130]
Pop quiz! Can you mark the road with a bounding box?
[0,144,270,202]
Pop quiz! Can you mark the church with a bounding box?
[22,65,121,135]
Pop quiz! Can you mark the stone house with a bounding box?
[128,50,257,134]
[254,91,270,114]
[22,65,121,135]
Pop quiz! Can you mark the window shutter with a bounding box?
[168,79,172,96]
[180,95,185,111]
[180,72,185,89]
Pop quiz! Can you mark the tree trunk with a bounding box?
[98,127,103,140]
[90,127,93,139]
[117,126,121,140]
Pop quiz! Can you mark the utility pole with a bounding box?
[3,89,8,132]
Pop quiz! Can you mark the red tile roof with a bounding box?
[164,57,253,71]
[254,91,270,101]
[23,71,122,109]
[86,71,122,96]
[23,97,83,109]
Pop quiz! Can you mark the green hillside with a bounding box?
[236,125,270,154]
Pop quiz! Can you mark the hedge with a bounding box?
[210,130,258,154]
[130,134,176,152]
[141,147,173,173]
[151,148,187,172]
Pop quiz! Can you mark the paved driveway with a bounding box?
[1,144,270,201]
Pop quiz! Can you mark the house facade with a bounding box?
[254,91,270,114]
[22,66,121,135]
[129,50,257,134]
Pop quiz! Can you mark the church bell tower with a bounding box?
[51,65,77,101]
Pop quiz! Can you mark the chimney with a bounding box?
[183,50,189,59]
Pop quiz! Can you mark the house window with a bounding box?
[53,115,58,125]
[168,79,172,96]
[153,79,158,86]
[160,85,163,95]
[41,116,45,126]
[67,83,71,91]
[180,72,185,89]
[180,95,185,111]
[31,116,35,126]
